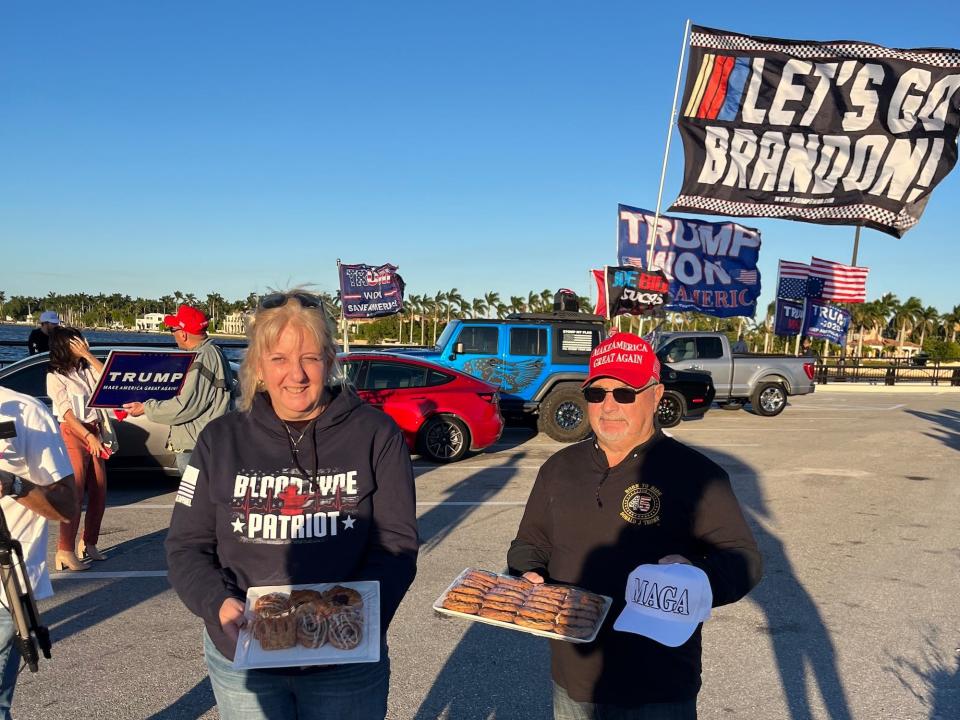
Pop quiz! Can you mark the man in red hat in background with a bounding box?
[123,306,234,475]
[508,332,762,719]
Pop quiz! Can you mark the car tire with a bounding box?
[751,382,787,417]
[720,400,745,411]
[656,390,685,428]
[538,385,591,443]
[419,415,471,463]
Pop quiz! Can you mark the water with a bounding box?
[0,324,246,366]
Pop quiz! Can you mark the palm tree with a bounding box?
[0,291,5,322]
[509,296,525,314]
[942,304,960,343]
[420,296,434,346]
[445,288,463,323]
[915,305,940,347]
[483,292,500,319]
[457,297,471,319]
[526,291,539,313]
[471,297,487,320]
[432,291,446,345]
[894,296,923,345]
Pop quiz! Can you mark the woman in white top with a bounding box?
[45,327,110,571]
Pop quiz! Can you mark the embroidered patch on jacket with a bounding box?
[175,465,200,507]
[620,483,662,525]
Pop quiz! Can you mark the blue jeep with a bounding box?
[397,312,604,442]
[396,311,716,440]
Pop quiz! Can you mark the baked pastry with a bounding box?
[290,589,325,608]
[324,585,364,610]
[442,596,481,614]
[328,609,364,650]
[295,604,329,648]
[478,607,517,623]
[514,615,556,632]
[252,610,297,650]
[254,592,292,615]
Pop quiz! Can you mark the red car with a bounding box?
[339,352,504,463]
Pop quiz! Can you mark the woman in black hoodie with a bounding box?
[165,291,419,720]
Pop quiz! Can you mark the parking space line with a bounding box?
[52,570,168,579]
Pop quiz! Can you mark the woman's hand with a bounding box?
[218,598,248,646]
[69,337,93,360]
[86,433,106,457]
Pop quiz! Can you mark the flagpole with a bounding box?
[647,18,691,271]
[337,258,350,353]
[851,226,861,266]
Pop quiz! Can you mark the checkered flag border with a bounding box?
[672,194,919,233]
[691,30,960,69]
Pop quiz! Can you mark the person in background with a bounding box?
[731,334,749,353]
[508,332,762,719]
[27,311,60,355]
[165,291,419,720]
[801,337,817,357]
[122,305,233,475]
[45,327,110,570]
[0,386,78,718]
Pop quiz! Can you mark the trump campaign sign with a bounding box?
[89,351,196,408]
[803,301,852,345]
[618,204,762,318]
[339,263,405,319]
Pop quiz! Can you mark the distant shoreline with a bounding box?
[0,321,245,339]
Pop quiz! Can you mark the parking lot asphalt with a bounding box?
[13,390,960,719]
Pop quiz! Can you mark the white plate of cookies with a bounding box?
[432,568,611,644]
[233,581,380,669]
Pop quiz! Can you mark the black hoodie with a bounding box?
[165,387,419,661]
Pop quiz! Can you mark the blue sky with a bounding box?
[2,2,959,315]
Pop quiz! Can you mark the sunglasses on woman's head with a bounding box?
[259,292,324,311]
[582,384,658,404]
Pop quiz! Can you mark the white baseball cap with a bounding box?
[39,310,61,325]
[613,563,713,647]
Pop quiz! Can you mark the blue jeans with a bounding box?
[0,611,20,720]
[203,629,390,720]
[175,451,193,476]
[553,682,697,720]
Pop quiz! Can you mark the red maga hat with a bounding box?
[583,332,661,388]
[163,305,209,335]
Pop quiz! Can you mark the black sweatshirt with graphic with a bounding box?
[165,388,420,661]
[508,431,762,705]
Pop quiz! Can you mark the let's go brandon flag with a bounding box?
[669,26,960,238]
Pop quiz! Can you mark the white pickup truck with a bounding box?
[653,332,816,417]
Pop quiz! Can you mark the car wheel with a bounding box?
[538,385,591,442]
[656,391,685,428]
[419,415,470,463]
[751,382,787,417]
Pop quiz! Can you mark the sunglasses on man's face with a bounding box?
[582,383,658,404]
[259,292,325,311]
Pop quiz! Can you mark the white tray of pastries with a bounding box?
[233,581,380,669]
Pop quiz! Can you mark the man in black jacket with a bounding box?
[508,332,762,719]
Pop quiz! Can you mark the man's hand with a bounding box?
[218,597,247,646]
[122,402,146,417]
[659,554,692,565]
[522,571,545,584]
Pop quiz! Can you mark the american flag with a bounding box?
[736,269,758,285]
[809,257,869,303]
[623,256,645,269]
[776,260,812,300]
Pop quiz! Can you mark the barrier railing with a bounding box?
[815,356,960,386]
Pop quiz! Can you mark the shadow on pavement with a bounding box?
[414,446,855,718]
[884,627,960,720]
[413,621,551,720]
[143,678,216,720]
[903,408,960,453]
[720,449,854,720]
[417,452,528,554]
[43,529,218,719]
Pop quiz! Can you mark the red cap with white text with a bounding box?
[583,332,660,388]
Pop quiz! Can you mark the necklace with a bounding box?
[282,419,316,455]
